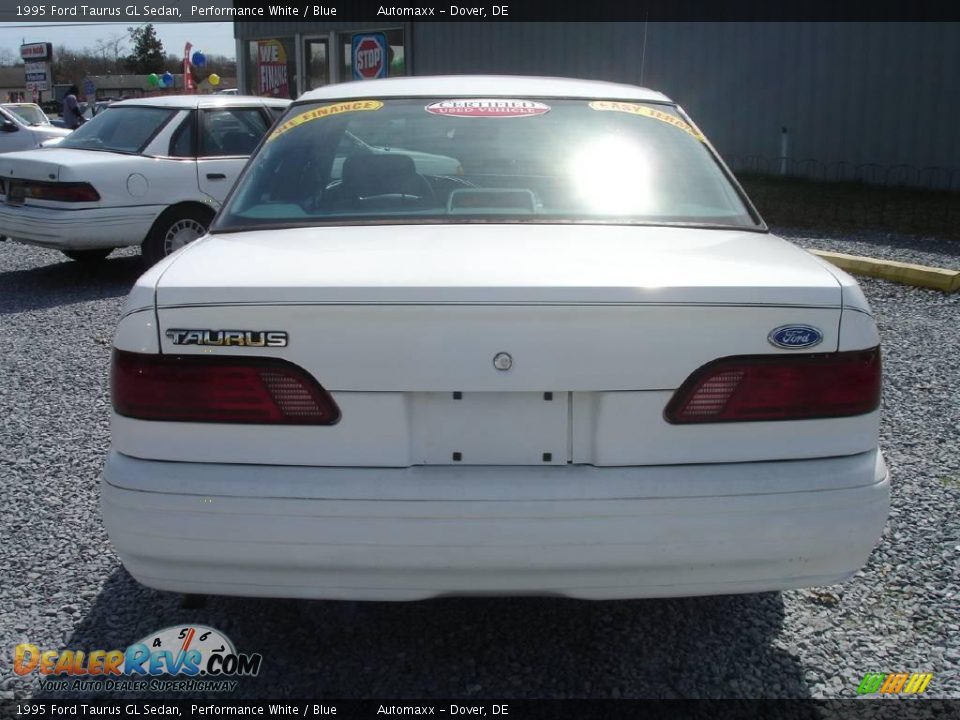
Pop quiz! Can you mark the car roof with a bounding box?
[298,75,672,104]
[109,95,291,109]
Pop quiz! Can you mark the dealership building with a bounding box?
[234,21,960,176]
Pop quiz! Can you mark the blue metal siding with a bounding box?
[236,21,960,169]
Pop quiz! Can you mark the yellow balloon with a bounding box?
[208,73,220,86]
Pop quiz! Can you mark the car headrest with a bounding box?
[342,153,419,196]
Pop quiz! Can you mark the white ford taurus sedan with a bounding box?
[102,76,888,601]
[0,94,289,264]
[0,103,72,152]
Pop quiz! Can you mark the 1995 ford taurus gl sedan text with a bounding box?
[101,76,889,601]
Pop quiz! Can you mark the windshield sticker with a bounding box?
[424,99,551,118]
[268,100,384,141]
[588,101,705,141]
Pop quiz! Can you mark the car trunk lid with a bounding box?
[156,223,839,307]
[154,224,842,393]
[0,148,139,184]
[127,224,866,468]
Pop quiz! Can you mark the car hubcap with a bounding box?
[163,218,207,254]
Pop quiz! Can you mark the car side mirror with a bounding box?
[1,119,18,132]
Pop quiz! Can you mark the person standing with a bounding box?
[62,85,84,130]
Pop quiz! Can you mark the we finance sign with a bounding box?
[257,39,289,97]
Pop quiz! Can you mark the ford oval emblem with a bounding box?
[768,325,824,349]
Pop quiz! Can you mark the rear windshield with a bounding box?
[5,104,48,125]
[215,98,758,231]
[59,106,175,153]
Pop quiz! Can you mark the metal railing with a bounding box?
[725,156,960,237]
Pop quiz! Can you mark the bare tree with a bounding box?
[50,45,116,87]
[43,41,237,91]
[94,34,127,63]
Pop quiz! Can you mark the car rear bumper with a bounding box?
[101,450,889,601]
[0,203,162,250]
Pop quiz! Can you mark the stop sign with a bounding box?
[353,34,386,80]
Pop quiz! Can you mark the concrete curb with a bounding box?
[810,250,960,293]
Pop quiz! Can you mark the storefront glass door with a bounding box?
[303,38,330,91]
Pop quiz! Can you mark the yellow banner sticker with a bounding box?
[268,100,384,141]
[588,101,705,142]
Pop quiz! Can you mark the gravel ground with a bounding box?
[778,226,960,271]
[1,235,958,702]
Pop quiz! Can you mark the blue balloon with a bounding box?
[156,75,167,88]
[191,51,206,68]
[161,72,174,87]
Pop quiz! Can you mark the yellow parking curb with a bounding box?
[810,250,960,293]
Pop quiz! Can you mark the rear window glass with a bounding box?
[5,104,48,125]
[216,98,757,231]
[60,107,175,154]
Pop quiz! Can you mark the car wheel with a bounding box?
[143,206,213,266]
[62,248,112,263]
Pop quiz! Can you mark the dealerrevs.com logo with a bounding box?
[14,625,261,693]
[857,672,933,695]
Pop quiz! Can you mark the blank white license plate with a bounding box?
[412,392,569,465]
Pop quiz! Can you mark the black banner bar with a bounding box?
[2,1,960,23]
[1,699,957,720]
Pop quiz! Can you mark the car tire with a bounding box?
[62,248,112,263]
[142,206,214,266]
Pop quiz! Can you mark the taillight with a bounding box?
[664,348,881,423]
[25,182,100,202]
[111,350,340,425]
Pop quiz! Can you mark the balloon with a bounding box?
[147,73,158,87]
[208,73,220,86]
[161,72,174,87]
[191,51,206,68]
[156,76,167,88]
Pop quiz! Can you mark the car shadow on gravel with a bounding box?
[51,567,811,700]
[0,254,143,314]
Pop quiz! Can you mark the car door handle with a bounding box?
[206,173,226,180]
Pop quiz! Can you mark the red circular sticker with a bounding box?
[425,99,551,118]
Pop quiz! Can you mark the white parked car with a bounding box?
[0,103,72,152]
[0,95,289,264]
[103,76,888,601]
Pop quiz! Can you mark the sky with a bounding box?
[0,22,236,61]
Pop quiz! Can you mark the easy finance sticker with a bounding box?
[588,101,705,141]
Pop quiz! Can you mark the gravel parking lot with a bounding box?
[1,232,957,701]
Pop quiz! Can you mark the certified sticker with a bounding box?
[268,100,384,141]
[588,100,705,141]
[425,99,551,118]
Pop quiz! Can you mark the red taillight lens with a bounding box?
[664,348,881,423]
[111,351,340,425]
[26,182,100,202]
